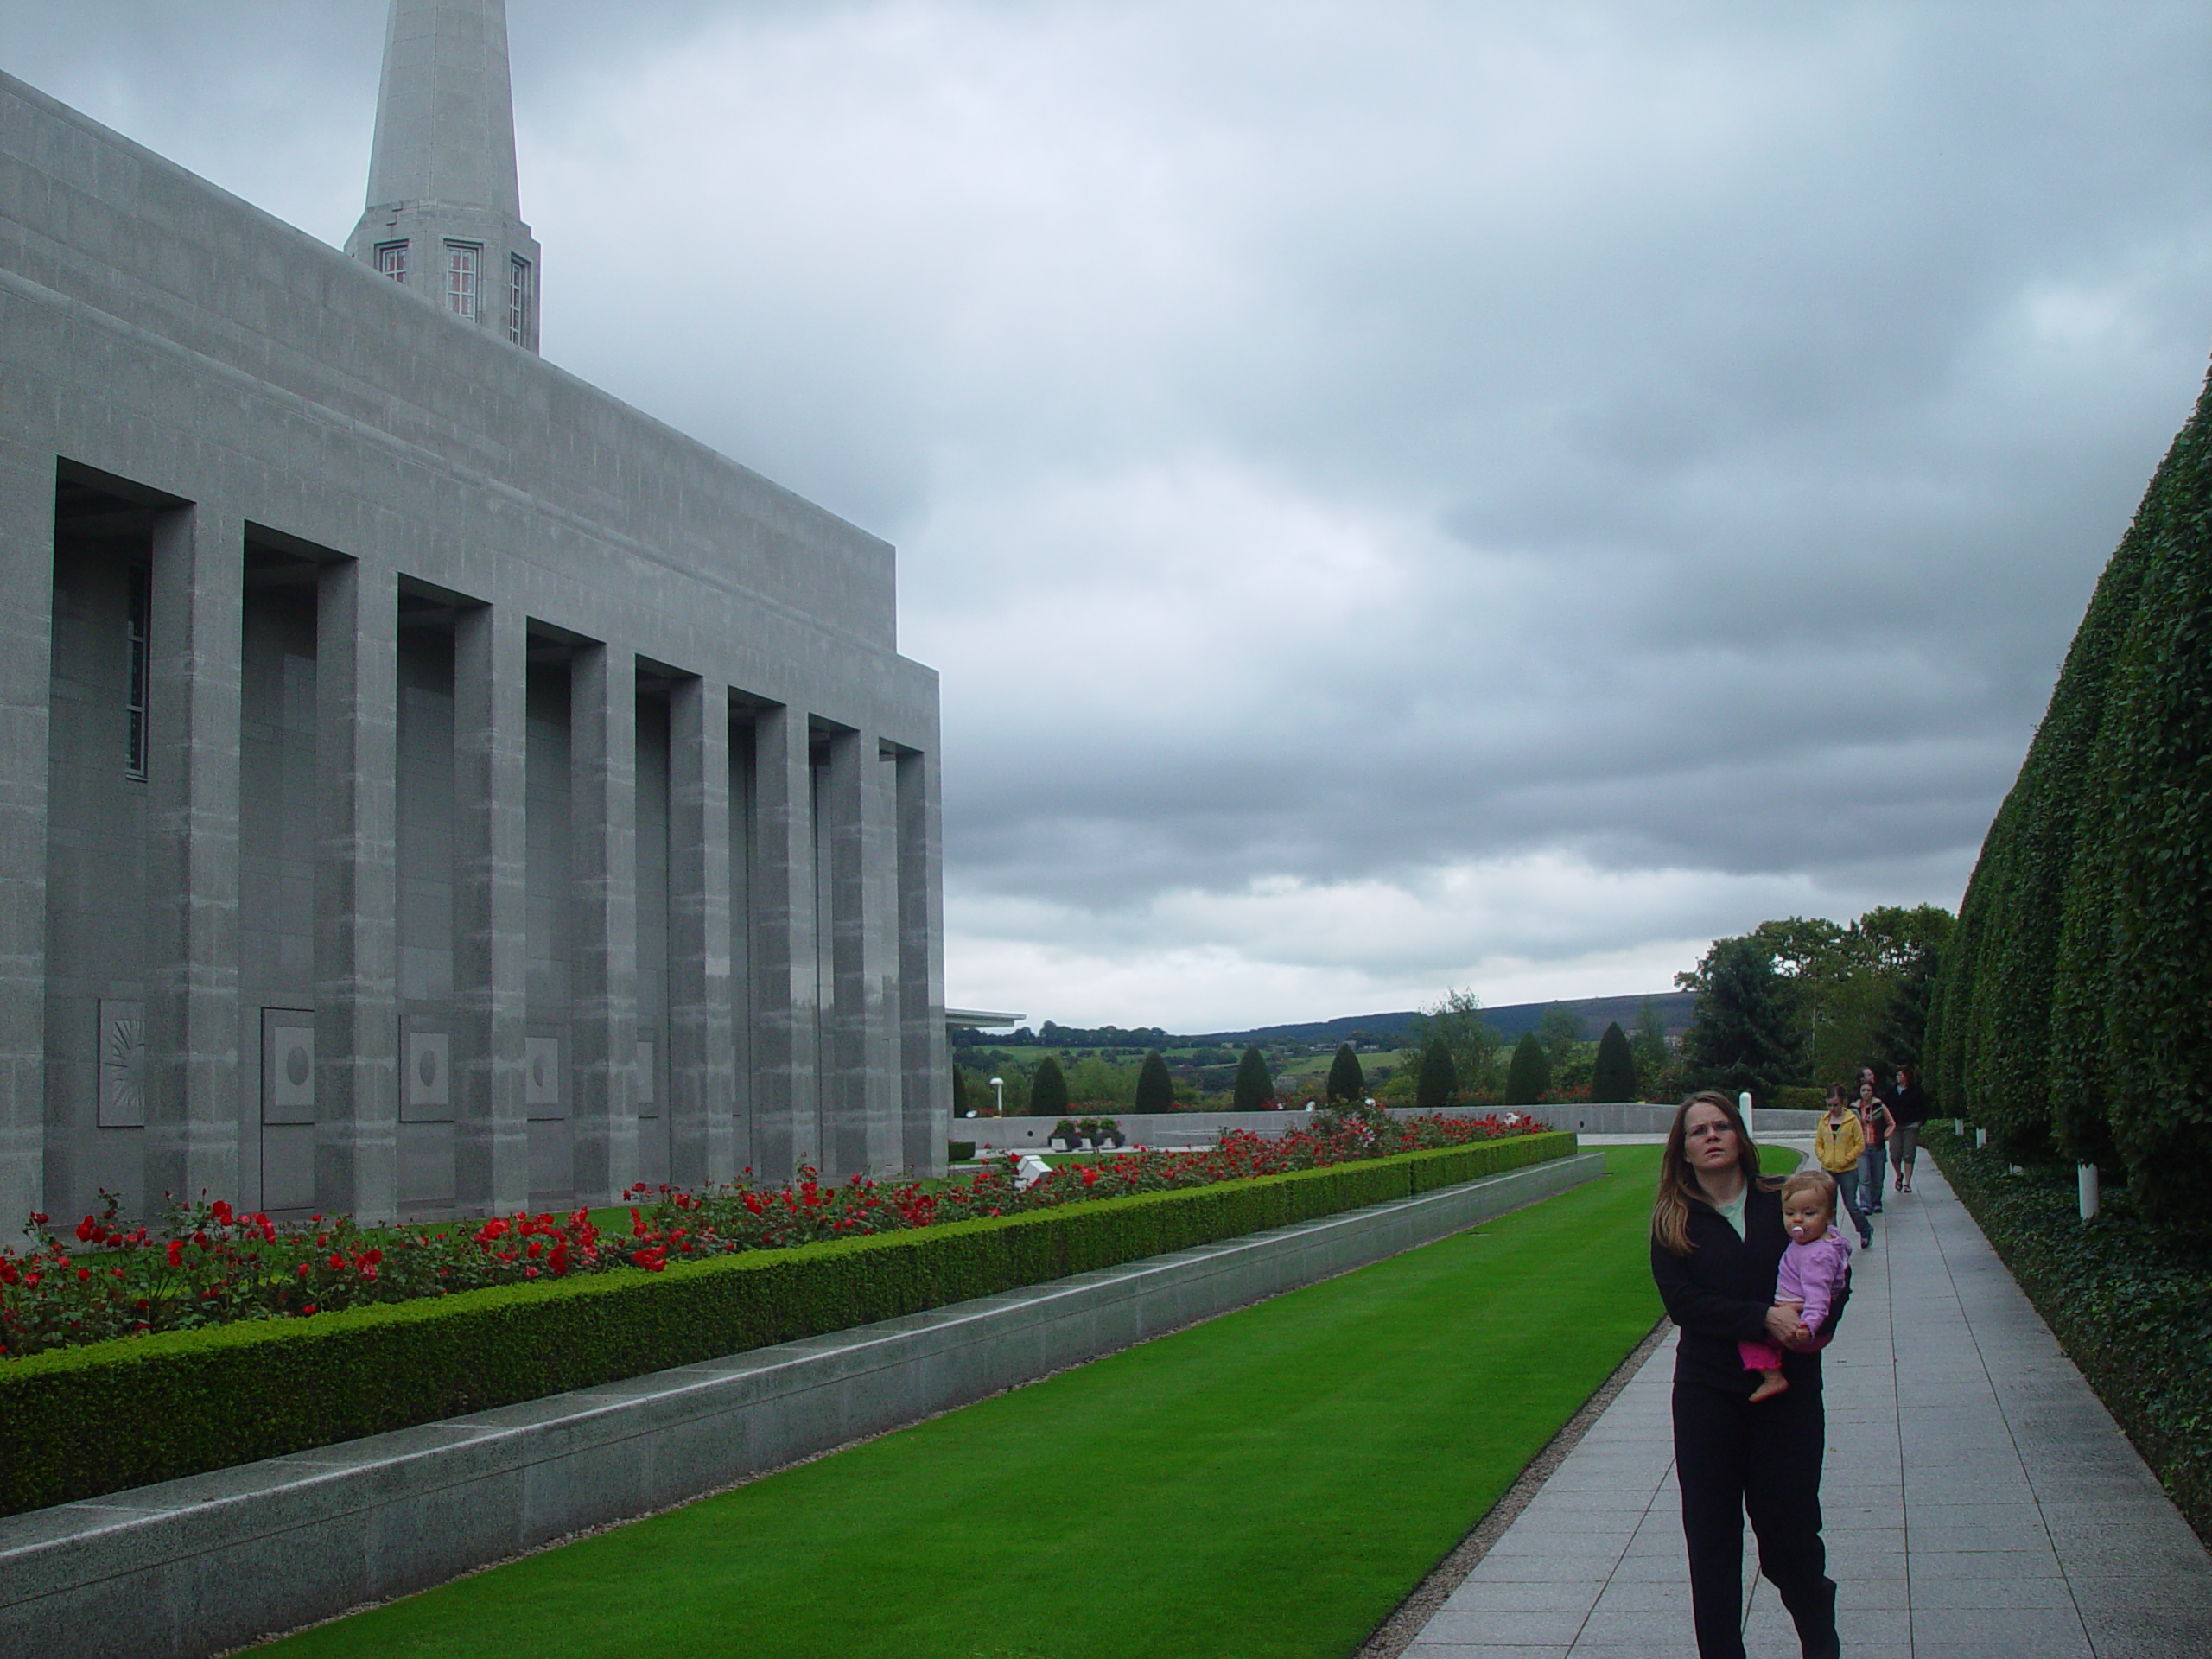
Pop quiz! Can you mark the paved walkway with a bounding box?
[1402,1157,2212,1657]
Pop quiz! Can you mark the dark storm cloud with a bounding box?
[5,0,2207,1023]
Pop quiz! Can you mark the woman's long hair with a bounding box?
[1651,1090,1777,1256]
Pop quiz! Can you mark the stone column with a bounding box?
[451,601,527,1214]
[568,642,637,1205]
[667,676,734,1189]
[0,457,52,1228]
[816,728,865,1179]
[313,557,399,1222]
[861,741,902,1173]
[727,720,754,1179]
[143,499,244,1207]
[747,704,817,1181]
[896,747,948,1176]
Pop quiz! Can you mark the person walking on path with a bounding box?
[1815,1084,1872,1249]
[1855,1078,1893,1215]
[1889,1064,1929,1193]
[1651,1091,1844,1659]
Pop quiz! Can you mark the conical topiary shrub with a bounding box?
[1503,1033,1549,1107]
[1134,1050,1175,1114]
[1030,1054,1069,1120]
[1414,1037,1458,1109]
[1232,1045,1273,1111]
[1325,1042,1365,1103]
[1590,1021,1637,1103]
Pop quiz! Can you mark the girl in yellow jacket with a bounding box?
[1815,1083,1873,1248]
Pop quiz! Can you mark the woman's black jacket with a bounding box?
[1891,1082,1931,1128]
[1650,1182,1848,1395]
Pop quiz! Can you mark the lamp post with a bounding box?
[989,1077,1004,1116]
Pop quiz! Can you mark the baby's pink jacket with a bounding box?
[1777,1228,1852,1332]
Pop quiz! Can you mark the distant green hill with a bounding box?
[1186,991,1695,1049]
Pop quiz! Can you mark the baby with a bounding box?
[1740,1168,1852,1402]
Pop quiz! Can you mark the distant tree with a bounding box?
[1134,1050,1175,1114]
[1030,1054,1069,1119]
[1504,1033,1550,1106]
[1536,1004,1583,1072]
[1415,1037,1459,1109]
[951,1063,970,1117]
[1866,907,1952,1072]
[1591,1021,1637,1102]
[1631,999,1671,1086]
[1232,1045,1274,1111]
[1677,936,1796,1105]
[1325,1042,1366,1103]
[1403,988,1501,1096]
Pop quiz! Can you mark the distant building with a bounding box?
[0,0,949,1227]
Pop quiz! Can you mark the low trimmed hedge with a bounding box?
[0,1130,1573,1516]
[1928,1125,2212,1545]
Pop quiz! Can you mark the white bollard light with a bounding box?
[2078,1162,2101,1223]
[1738,1090,1756,1139]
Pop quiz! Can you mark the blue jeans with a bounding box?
[1834,1167,1871,1244]
[1859,1145,1887,1211]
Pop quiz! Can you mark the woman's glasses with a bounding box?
[1684,1122,1737,1141]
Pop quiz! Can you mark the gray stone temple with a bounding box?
[0,0,950,1230]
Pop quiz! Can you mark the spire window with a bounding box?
[444,242,480,320]
[507,255,535,347]
[375,241,409,284]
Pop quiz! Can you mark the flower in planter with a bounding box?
[0,1112,1551,1358]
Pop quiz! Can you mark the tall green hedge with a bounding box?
[1949,410,2172,1152]
[0,1132,1574,1516]
[1938,359,2212,1225]
[2082,424,2212,1231]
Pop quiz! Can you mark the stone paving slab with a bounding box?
[1402,1156,2212,1657]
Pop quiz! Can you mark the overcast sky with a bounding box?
[6,2,2209,1030]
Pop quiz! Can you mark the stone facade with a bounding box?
[0,7,947,1228]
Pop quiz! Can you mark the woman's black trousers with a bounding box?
[1673,1378,1838,1659]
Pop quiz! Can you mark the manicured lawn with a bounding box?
[259,1146,1736,1659]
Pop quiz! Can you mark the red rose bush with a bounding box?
[1,1111,1542,1358]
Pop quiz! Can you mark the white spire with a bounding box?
[346,0,542,353]
[365,0,523,219]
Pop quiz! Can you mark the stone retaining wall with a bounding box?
[953,1103,1821,1153]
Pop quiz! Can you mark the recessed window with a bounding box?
[124,565,149,779]
[444,242,480,320]
[374,240,408,285]
[507,255,534,346]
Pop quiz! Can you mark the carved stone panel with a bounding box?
[97,1000,146,1128]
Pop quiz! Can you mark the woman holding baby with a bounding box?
[1650,1090,1845,1659]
